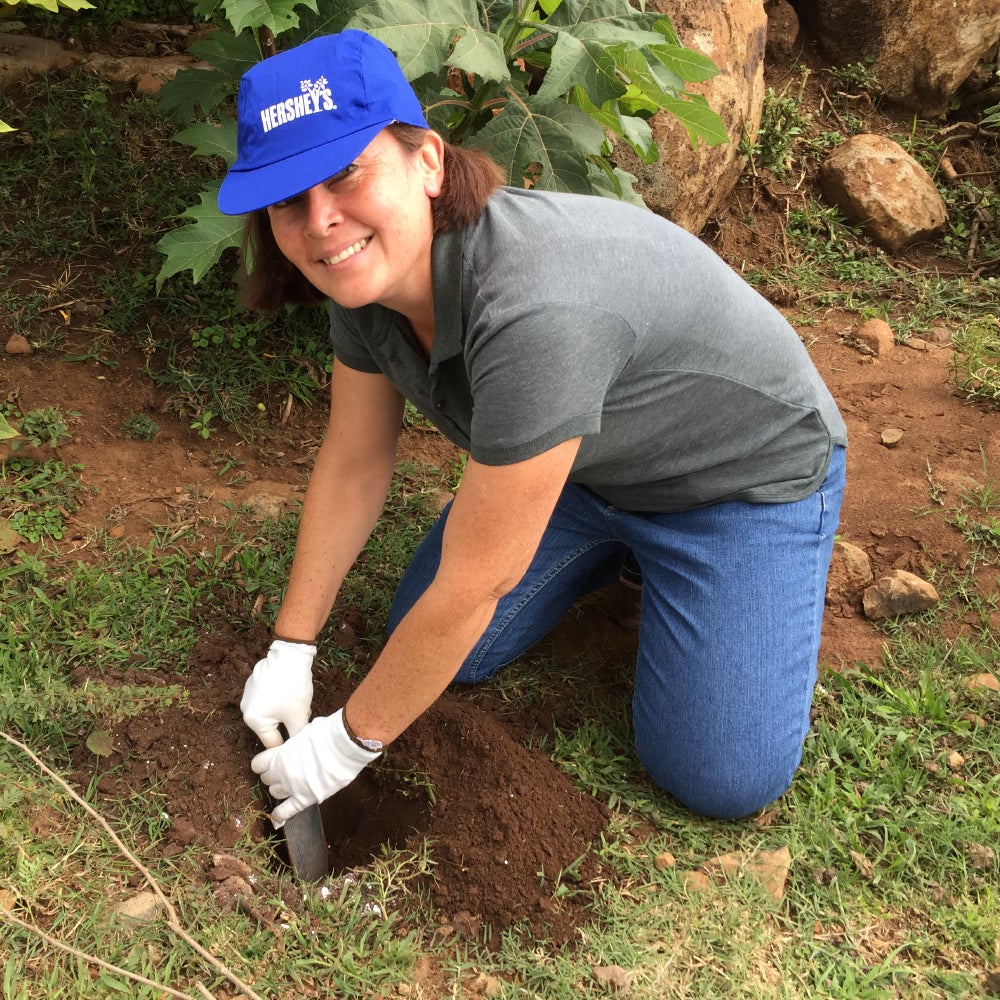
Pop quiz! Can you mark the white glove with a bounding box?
[252,709,381,827]
[241,639,316,748]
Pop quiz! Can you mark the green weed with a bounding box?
[119,414,159,441]
[16,407,74,449]
[1,456,84,544]
[950,318,1000,408]
[742,86,810,176]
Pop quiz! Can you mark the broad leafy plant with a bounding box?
[155,0,728,287]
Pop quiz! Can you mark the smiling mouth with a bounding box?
[322,238,369,266]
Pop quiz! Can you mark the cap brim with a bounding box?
[218,120,391,216]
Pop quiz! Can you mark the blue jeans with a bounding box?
[388,447,846,819]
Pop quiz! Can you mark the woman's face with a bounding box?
[266,129,444,320]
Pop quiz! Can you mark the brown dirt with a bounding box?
[4,22,1000,951]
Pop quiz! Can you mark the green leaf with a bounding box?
[586,158,644,206]
[155,185,245,289]
[188,28,263,77]
[158,69,235,125]
[470,90,605,194]
[221,0,319,37]
[534,31,625,106]
[652,44,720,85]
[0,413,19,441]
[288,0,361,42]
[348,0,508,83]
[612,43,682,99]
[658,92,730,148]
[86,730,115,757]
[542,0,664,47]
[174,119,239,165]
[193,0,225,18]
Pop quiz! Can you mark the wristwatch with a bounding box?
[342,709,384,753]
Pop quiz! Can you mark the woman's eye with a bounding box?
[328,164,358,186]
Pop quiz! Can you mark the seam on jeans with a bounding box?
[463,536,617,682]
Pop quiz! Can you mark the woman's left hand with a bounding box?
[252,708,381,827]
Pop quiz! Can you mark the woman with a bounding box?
[219,30,848,828]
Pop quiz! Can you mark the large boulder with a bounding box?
[819,134,949,251]
[797,0,1000,115]
[617,0,768,234]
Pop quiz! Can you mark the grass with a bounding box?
[2,36,1000,1000]
[5,470,997,997]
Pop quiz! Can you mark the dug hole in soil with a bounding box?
[6,15,998,950]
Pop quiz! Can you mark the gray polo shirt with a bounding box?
[328,187,847,512]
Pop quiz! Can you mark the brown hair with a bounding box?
[240,124,506,313]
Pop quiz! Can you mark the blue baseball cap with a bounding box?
[218,30,428,216]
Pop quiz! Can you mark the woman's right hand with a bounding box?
[240,639,316,747]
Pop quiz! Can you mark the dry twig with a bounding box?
[0,729,266,1000]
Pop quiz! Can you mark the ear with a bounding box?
[419,130,446,197]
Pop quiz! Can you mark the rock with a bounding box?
[826,540,874,605]
[765,0,802,63]
[0,31,210,91]
[946,750,966,771]
[618,0,767,234]
[83,51,206,91]
[653,851,676,870]
[681,869,712,893]
[115,890,164,924]
[699,846,792,903]
[0,33,74,85]
[851,318,895,357]
[862,569,939,620]
[880,428,904,447]
[798,0,1000,115]
[592,965,635,993]
[903,337,931,352]
[966,673,1000,692]
[819,135,948,251]
[5,333,32,355]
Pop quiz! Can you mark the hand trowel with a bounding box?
[267,725,328,882]
[281,801,328,881]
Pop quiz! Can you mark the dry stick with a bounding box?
[2,907,199,1000]
[0,729,267,1000]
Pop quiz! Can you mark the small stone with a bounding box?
[964,842,995,869]
[5,334,32,355]
[947,750,966,771]
[904,336,930,351]
[826,540,874,605]
[966,673,1000,692]
[592,965,634,993]
[431,488,455,512]
[862,569,939,620]
[853,318,895,357]
[653,851,676,870]
[682,870,712,893]
[108,525,126,539]
[699,846,792,903]
[116,891,163,924]
[880,427,904,447]
[929,325,953,345]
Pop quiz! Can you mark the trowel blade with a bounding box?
[282,802,328,882]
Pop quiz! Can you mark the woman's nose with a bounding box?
[303,185,341,236]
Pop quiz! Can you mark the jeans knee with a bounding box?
[635,737,798,820]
